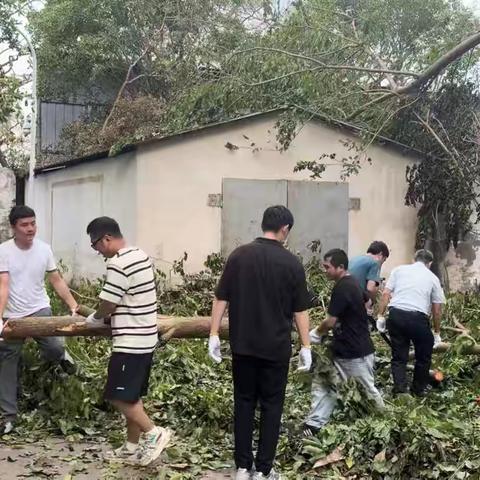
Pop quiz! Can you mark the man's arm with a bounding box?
[294,310,311,348]
[93,300,118,321]
[377,288,392,317]
[208,297,228,363]
[47,271,78,314]
[366,280,379,302]
[431,303,442,334]
[210,297,228,335]
[0,272,9,319]
[316,314,337,336]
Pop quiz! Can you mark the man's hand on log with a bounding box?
[86,312,105,325]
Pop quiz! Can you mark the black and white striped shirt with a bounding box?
[99,247,158,354]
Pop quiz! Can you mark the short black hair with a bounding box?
[367,241,390,258]
[86,216,122,240]
[261,205,294,232]
[415,249,434,264]
[9,205,35,226]
[324,248,349,270]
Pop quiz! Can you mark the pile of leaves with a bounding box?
[6,253,480,479]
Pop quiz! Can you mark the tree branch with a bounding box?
[101,47,151,132]
[346,92,396,120]
[414,112,458,163]
[396,31,480,95]
[230,47,420,77]
[245,67,323,87]
[101,16,166,133]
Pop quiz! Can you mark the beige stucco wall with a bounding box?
[28,153,138,279]
[136,115,418,278]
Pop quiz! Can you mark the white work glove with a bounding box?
[85,312,103,324]
[309,327,323,345]
[376,316,387,333]
[433,332,442,346]
[297,346,312,372]
[208,335,222,363]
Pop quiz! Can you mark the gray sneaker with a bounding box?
[134,427,172,466]
[104,443,138,462]
[235,468,252,480]
[253,469,281,480]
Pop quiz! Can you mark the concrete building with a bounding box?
[29,111,420,282]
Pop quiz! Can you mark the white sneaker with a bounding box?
[0,420,14,436]
[135,427,173,466]
[253,469,281,480]
[104,443,138,462]
[235,467,252,480]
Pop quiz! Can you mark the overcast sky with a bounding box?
[463,0,480,13]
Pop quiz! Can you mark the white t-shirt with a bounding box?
[0,238,57,318]
[386,261,446,315]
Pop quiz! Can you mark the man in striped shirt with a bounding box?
[85,216,171,466]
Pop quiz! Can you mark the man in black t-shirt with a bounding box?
[208,206,312,480]
[303,248,384,436]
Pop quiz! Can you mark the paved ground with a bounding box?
[0,438,232,479]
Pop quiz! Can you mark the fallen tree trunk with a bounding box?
[1,308,479,355]
[2,306,228,340]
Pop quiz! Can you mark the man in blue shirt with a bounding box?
[349,241,389,302]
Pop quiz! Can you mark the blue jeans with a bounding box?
[0,308,66,421]
[305,353,384,429]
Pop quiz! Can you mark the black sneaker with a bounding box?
[60,358,76,375]
[302,424,320,437]
[410,388,428,398]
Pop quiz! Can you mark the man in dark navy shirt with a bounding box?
[208,206,312,480]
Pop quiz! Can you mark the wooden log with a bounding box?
[1,306,229,340]
[1,306,478,355]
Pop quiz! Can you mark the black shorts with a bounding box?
[104,352,153,403]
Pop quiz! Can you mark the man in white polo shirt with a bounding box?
[86,216,171,466]
[0,205,78,435]
[377,249,445,396]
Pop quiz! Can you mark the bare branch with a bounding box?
[101,47,151,132]
[413,114,466,182]
[126,72,161,84]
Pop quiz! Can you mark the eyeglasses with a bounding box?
[91,235,106,250]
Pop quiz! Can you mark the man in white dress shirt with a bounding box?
[377,249,445,396]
